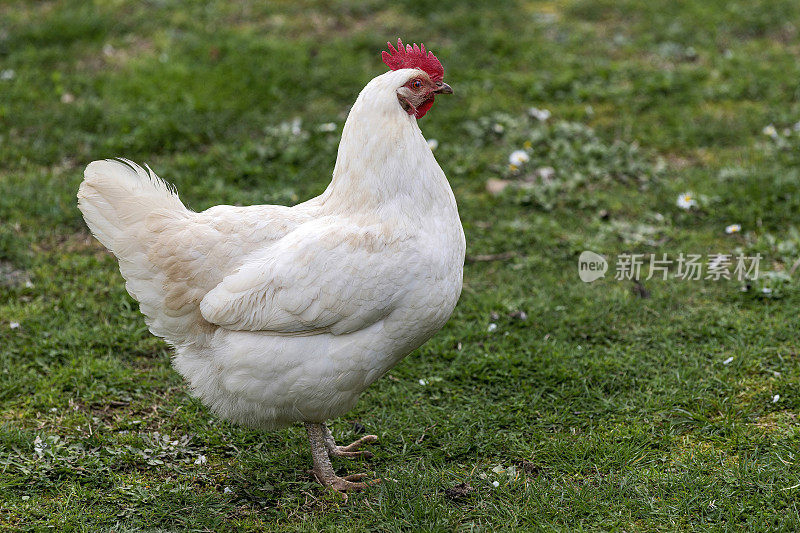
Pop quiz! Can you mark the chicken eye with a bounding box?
[412,79,422,89]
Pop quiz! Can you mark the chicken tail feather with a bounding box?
[77,159,201,346]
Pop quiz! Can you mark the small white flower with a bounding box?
[0,69,15,81]
[103,43,115,56]
[223,486,233,494]
[50,407,58,413]
[25,280,33,288]
[9,322,19,329]
[509,150,530,167]
[492,480,500,487]
[21,495,30,501]
[772,394,780,403]
[487,323,498,332]
[536,167,555,181]
[676,192,697,210]
[194,455,207,465]
[317,122,337,132]
[761,287,773,295]
[722,357,734,365]
[783,128,792,137]
[34,436,44,458]
[528,107,551,121]
[60,93,75,104]
[418,379,428,386]
[794,121,800,132]
[725,224,741,234]
[427,138,439,151]
[492,123,505,134]
[763,124,778,138]
[290,118,302,136]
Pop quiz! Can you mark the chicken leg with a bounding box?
[306,422,379,491]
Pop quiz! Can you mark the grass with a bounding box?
[2,0,800,530]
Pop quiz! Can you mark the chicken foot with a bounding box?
[323,424,378,459]
[306,422,379,492]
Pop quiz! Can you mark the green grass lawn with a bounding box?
[2,0,800,530]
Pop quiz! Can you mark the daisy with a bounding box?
[509,150,530,167]
[762,124,778,138]
[528,107,551,121]
[725,224,741,234]
[427,138,439,151]
[676,192,697,210]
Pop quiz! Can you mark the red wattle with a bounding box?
[415,96,435,119]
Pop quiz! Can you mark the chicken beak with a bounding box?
[434,82,453,95]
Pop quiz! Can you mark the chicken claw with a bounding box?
[323,426,378,459]
[306,423,380,492]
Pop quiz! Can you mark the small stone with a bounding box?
[510,310,528,321]
[486,178,510,195]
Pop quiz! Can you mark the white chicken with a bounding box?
[77,39,464,491]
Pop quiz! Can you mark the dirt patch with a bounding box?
[0,260,30,288]
[35,230,108,255]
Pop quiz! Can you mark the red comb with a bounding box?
[381,39,444,82]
